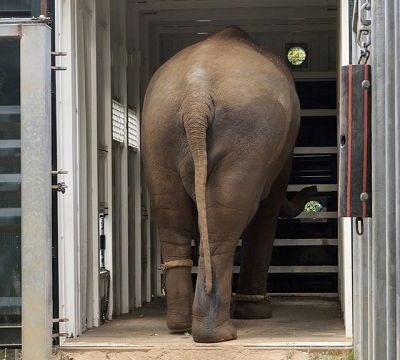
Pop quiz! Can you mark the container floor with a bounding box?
[62,297,351,351]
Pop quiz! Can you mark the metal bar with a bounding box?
[192,266,339,274]
[119,0,131,315]
[268,293,339,297]
[371,0,388,356]
[395,0,400,357]
[145,193,152,303]
[20,23,52,360]
[113,146,122,316]
[285,211,338,219]
[300,109,337,117]
[0,208,21,217]
[0,24,21,38]
[274,238,338,246]
[101,0,114,321]
[156,23,336,34]
[292,71,336,80]
[338,217,353,338]
[132,6,143,309]
[287,184,338,192]
[0,140,21,148]
[142,9,152,304]
[31,0,41,17]
[0,105,20,114]
[135,0,337,11]
[55,0,81,339]
[384,1,397,358]
[191,238,338,247]
[293,147,337,154]
[352,217,361,358]
[85,0,100,328]
[0,174,21,183]
[0,298,21,306]
[40,0,48,16]
[76,7,88,333]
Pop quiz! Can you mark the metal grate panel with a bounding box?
[128,108,140,150]
[112,100,126,143]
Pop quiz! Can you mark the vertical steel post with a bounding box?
[130,4,143,309]
[395,1,400,358]
[20,23,52,360]
[370,0,387,356]
[395,0,400,357]
[369,0,400,358]
[383,0,396,358]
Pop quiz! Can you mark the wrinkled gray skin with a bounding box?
[142,26,315,343]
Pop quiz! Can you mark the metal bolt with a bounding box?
[362,80,371,89]
[360,192,369,202]
[38,15,51,23]
[361,80,371,89]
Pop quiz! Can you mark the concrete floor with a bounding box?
[62,297,352,351]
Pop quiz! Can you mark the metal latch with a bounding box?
[51,169,68,175]
[52,182,67,194]
[52,52,67,57]
[52,318,70,338]
[52,170,68,194]
[51,66,67,71]
[52,51,67,71]
[52,318,69,323]
[52,333,69,338]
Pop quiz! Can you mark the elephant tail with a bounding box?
[182,98,213,295]
[279,185,318,218]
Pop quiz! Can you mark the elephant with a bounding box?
[142,26,316,343]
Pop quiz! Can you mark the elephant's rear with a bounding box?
[142,26,300,227]
[142,26,301,343]
[142,27,300,175]
[143,26,299,291]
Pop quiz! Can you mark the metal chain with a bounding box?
[160,264,167,295]
[357,0,372,64]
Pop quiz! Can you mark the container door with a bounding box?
[0,20,53,359]
[0,37,22,348]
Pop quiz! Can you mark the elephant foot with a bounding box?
[167,319,192,333]
[192,317,237,343]
[163,265,194,332]
[231,297,272,319]
[166,295,193,332]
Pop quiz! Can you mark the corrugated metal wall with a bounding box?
[354,0,400,358]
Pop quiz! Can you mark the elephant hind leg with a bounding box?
[232,160,291,319]
[231,197,279,319]
[192,207,241,343]
[149,173,196,332]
